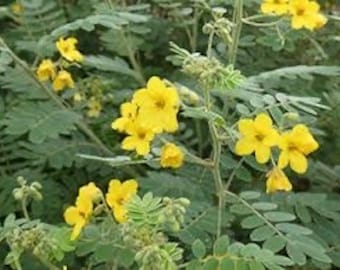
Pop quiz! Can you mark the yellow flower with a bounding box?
[36,59,56,82]
[111,102,138,133]
[106,179,138,223]
[314,13,328,29]
[289,0,326,30]
[56,37,83,62]
[73,92,84,102]
[121,121,155,156]
[52,70,74,92]
[160,143,184,169]
[87,98,102,118]
[235,113,280,164]
[266,167,292,193]
[261,0,289,15]
[278,124,319,174]
[64,195,93,240]
[78,182,101,202]
[11,2,23,14]
[133,76,179,133]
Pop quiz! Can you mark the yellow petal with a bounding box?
[254,113,273,131]
[263,129,280,147]
[113,206,128,223]
[64,206,81,225]
[238,119,255,137]
[70,219,86,240]
[266,168,292,193]
[291,16,305,29]
[235,138,255,156]
[278,151,289,169]
[136,141,150,156]
[122,179,138,195]
[289,151,308,174]
[147,76,164,92]
[121,136,137,151]
[255,144,271,164]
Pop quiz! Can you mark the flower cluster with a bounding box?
[261,0,327,31]
[235,113,319,193]
[64,179,140,240]
[36,37,83,92]
[112,76,184,168]
[106,179,138,223]
[63,182,100,240]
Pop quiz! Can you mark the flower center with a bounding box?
[255,133,265,142]
[155,98,165,109]
[138,131,146,140]
[117,197,125,205]
[296,8,305,16]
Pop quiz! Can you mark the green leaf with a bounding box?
[296,242,332,263]
[235,166,252,182]
[230,204,253,215]
[84,55,137,78]
[249,261,265,270]
[241,215,265,229]
[286,242,306,265]
[220,258,234,270]
[213,235,230,256]
[263,212,296,222]
[181,106,226,126]
[275,223,312,235]
[263,236,286,253]
[239,191,261,200]
[252,202,278,211]
[250,225,276,242]
[235,260,249,270]
[294,204,312,223]
[4,102,80,144]
[202,258,219,270]
[192,239,206,258]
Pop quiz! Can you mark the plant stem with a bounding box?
[206,31,215,58]
[203,86,224,238]
[0,38,112,156]
[225,157,245,190]
[228,0,243,66]
[121,31,145,85]
[37,257,60,270]
[21,196,30,220]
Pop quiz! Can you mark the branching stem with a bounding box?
[0,38,112,156]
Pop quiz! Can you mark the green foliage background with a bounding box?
[0,0,340,269]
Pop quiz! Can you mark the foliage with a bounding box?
[0,0,339,269]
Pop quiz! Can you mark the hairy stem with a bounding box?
[228,0,243,66]
[121,31,145,85]
[203,86,224,238]
[21,196,30,220]
[0,38,112,156]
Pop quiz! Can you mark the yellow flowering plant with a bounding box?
[1,0,339,269]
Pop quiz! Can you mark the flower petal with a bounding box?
[255,144,271,164]
[235,138,255,156]
[70,219,86,240]
[238,119,255,137]
[254,113,273,131]
[64,206,81,226]
[278,151,289,169]
[147,76,164,92]
[122,179,138,195]
[113,206,128,223]
[289,151,308,174]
